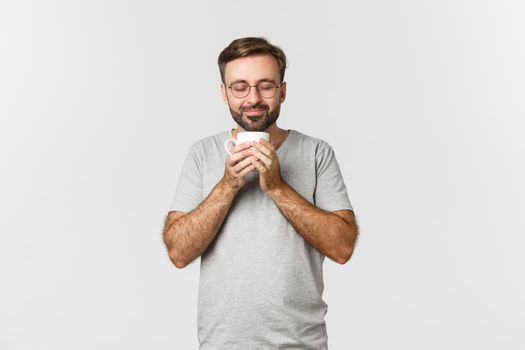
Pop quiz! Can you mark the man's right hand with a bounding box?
[222,142,257,192]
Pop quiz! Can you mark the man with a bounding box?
[163,37,359,349]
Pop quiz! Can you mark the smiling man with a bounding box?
[163,37,359,349]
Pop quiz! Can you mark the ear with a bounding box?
[279,81,287,103]
[220,84,228,105]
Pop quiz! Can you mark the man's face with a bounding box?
[221,54,286,132]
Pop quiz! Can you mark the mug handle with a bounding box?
[224,138,236,156]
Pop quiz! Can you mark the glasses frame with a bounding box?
[226,81,284,99]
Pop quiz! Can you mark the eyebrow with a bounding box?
[229,78,278,85]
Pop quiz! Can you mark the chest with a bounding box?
[201,151,318,206]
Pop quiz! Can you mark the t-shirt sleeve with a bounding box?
[313,146,354,212]
[169,145,203,213]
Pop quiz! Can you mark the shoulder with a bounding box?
[290,129,334,155]
[186,129,230,156]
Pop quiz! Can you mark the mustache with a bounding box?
[241,104,269,112]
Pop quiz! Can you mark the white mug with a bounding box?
[224,131,270,156]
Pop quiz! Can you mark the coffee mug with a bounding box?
[224,132,270,156]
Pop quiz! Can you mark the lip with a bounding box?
[244,109,265,116]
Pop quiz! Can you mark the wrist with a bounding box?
[266,179,287,199]
[219,177,241,196]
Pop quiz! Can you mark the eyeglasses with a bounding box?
[227,81,282,99]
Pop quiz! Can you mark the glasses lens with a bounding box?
[257,82,277,98]
[230,82,250,98]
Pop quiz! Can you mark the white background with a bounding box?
[1,1,524,349]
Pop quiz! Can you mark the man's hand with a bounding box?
[249,139,284,193]
[222,142,257,192]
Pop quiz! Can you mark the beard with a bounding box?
[229,103,281,132]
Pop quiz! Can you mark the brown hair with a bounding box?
[218,37,288,83]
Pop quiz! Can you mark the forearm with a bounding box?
[268,181,356,264]
[164,179,237,268]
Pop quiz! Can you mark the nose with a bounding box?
[245,86,262,105]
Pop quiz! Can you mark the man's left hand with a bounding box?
[249,139,283,193]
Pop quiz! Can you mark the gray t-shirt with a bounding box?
[170,129,353,349]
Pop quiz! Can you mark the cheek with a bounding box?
[229,100,242,111]
[267,99,280,110]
